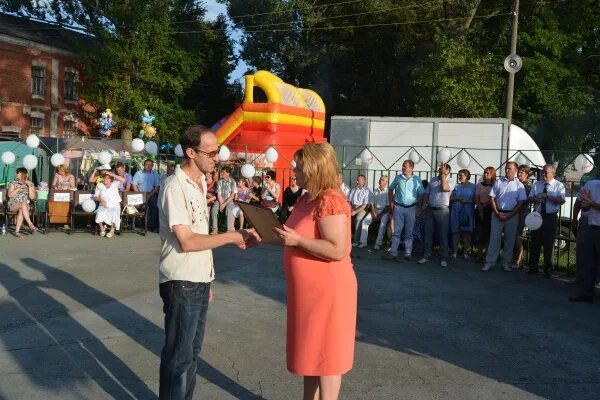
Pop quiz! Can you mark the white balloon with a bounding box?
[131,138,145,153]
[1,151,16,165]
[515,153,529,166]
[218,145,231,162]
[98,151,112,165]
[241,163,256,179]
[145,141,158,156]
[437,148,452,163]
[457,151,471,168]
[265,146,279,163]
[574,154,594,173]
[23,154,38,170]
[360,149,373,165]
[409,150,421,164]
[81,199,97,213]
[525,211,543,231]
[50,153,65,167]
[174,144,184,157]
[26,134,40,149]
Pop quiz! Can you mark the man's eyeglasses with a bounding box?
[193,146,220,158]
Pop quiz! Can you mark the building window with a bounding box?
[31,66,45,96]
[64,71,78,101]
[64,120,77,136]
[30,117,43,134]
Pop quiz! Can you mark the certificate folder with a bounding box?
[235,201,284,245]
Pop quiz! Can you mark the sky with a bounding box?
[204,0,248,84]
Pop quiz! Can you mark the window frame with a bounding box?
[30,117,44,134]
[64,71,79,102]
[31,66,45,97]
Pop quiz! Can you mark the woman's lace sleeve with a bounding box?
[315,189,351,220]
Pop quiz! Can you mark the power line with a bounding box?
[227,0,445,31]
[172,12,512,35]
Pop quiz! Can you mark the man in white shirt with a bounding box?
[370,176,391,250]
[418,163,454,267]
[527,164,565,278]
[569,178,600,303]
[158,125,259,398]
[482,161,527,272]
[348,174,373,248]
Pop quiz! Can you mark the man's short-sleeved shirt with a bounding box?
[372,187,389,211]
[426,176,455,207]
[347,186,372,207]
[158,166,213,283]
[133,170,160,192]
[529,178,565,214]
[389,174,424,206]
[578,179,600,227]
[490,176,527,210]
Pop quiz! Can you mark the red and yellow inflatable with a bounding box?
[214,71,326,169]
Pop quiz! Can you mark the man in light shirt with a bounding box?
[158,125,259,399]
[210,166,237,234]
[348,174,373,248]
[527,164,565,278]
[385,160,425,261]
[418,162,454,267]
[132,159,161,231]
[369,176,392,250]
[481,162,527,272]
[569,178,600,303]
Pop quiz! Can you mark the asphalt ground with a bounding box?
[0,232,598,399]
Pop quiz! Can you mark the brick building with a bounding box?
[0,13,93,138]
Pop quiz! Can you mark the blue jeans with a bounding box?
[159,280,210,400]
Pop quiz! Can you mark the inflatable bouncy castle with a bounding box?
[213,71,326,169]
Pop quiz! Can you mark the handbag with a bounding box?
[122,204,138,215]
[260,199,279,209]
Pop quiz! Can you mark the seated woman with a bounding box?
[281,175,305,223]
[52,164,75,190]
[261,170,281,213]
[7,167,37,238]
[232,177,250,228]
[94,171,125,238]
[248,176,263,206]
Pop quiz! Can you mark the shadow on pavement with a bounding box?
[0,258,263,399]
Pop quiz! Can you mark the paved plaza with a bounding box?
[0,232,599,399]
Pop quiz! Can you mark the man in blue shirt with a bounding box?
[132,159,161,232]
[482,161,527,272]
[384,160,425,261]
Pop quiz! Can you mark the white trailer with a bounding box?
[329,116,545,176]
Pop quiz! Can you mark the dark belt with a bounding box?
[590,225,600,230]
[497,209,513,213]
[428,206,448,210]
[394,202,417,208]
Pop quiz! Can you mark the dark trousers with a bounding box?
[529,213,558,272]
[147,192,159,231]
[159,281,210,400]
[423,206,450,261]
[578,223,600,298]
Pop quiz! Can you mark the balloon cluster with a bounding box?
[99,109,115,138]
[139,109,157,139]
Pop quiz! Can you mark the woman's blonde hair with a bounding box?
[57,164,70,174]
[294,142,341,201]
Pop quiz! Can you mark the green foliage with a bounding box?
[223,0,599,152]
[1,0,238,144]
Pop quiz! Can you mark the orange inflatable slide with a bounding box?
[214,71,326,170]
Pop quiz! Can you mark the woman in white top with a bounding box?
[94,171,125,238]
[261,169,281,213]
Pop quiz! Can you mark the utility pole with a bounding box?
[504,0,521,163]
[505,0,520,124]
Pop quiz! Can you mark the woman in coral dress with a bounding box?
[274,142,357,400]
